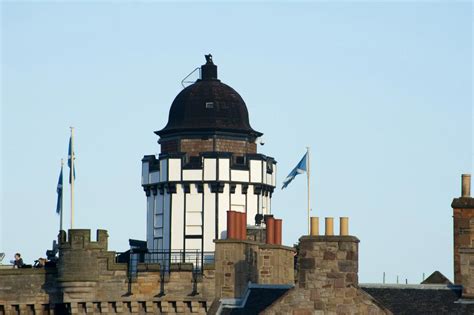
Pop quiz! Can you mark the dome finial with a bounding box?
[205,54,213,64]
[201,54,218,80]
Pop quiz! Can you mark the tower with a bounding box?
[141,55,277,256]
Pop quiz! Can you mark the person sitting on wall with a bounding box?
[34,258,47,268]
[12,253,24,268]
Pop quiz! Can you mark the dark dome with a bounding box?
[156,56,262,138]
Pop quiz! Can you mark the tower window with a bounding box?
[205,102,214,109]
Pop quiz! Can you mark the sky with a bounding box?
[1,1,472,283]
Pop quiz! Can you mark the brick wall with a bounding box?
[453,207,474,285]
[262,236,392,315]
[161,138,257,156]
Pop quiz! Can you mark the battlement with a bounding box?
[58,229,108,251]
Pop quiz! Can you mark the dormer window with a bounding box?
[205,102,214,109]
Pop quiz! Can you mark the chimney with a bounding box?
[298,218,358,290]
[452,174,474,297]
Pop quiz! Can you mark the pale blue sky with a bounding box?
[1,2,472,283]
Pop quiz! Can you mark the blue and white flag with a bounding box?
[56,166,63,214]
[282,152,308,189]
[68,137,75,184]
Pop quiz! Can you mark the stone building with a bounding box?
[1,56,474,314]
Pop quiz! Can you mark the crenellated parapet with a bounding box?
[58,229,109,251]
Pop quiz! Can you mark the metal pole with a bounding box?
[306,147,311,235]
[60,159,64,231]
[70,127,75,229]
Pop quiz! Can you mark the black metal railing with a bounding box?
[117,249,215,296]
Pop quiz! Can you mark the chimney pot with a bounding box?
[462,174,471,197]
[310,217,319,236]
[325,217,334,236]
[340,217,349,236]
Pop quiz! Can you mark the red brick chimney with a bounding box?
[452,174,474,289]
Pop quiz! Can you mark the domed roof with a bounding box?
[156,55,262,138]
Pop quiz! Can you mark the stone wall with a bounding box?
[0,268,59,314]
[262,236,392,315]
[459,248,474,298]
[0,229,215,314]
[214,239,295,299]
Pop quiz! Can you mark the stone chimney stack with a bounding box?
[452,174,474,296]
[298,235,359,290]
[262,218,390,314]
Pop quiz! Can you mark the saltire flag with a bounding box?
[56,166,63,214]
[68,137,75,183]
[282,152,308,189]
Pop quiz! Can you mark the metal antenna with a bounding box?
[181,67,201,88]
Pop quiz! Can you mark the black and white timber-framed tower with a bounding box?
[141,55,277,255]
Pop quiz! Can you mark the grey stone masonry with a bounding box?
[262,235,392,315]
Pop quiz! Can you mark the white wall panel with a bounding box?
[204,158,217,180]
[203,184,216,252]
[171,185,185,250]
[168,159,181,181]
[186,239,202,251]
[218,158,230,181]
[183,169,202,181]
[247,185,258,226]
[250,160,262,183]
[231,170,249,182]
[160,159,168,182]
[187,212,202,225]
[186,225,202,235]
[146,195,153,250]
[217,184,229,240]
[230,185,246,212]
[163,193,171,253]
[142,163,149,185]
[150,171,160,184]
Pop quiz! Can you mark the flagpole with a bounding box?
[306,146,311,235]
[70,127,75,229]
[60,158,64,231]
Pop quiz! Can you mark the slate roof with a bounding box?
[421,271,453,285]
[220,285,292,315]
[361,284,474,315]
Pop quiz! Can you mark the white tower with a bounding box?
[141,55,276,257]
